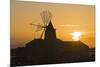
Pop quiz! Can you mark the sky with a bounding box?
[11,0,95,48]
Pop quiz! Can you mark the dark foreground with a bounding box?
[11,39,95,66]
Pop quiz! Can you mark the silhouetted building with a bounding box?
[45,20,56,40]
[11,19,94,66]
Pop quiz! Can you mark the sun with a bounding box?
[71,32,82,41]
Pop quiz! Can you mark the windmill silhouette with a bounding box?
[30,10,56,40]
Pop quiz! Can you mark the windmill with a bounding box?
[30,10,53,39]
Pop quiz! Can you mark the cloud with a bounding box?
[59,24,94,27]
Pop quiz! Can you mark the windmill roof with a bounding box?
[47,21,54,29]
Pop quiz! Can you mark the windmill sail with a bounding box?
[40,10,52,26]
[30,10,55,40]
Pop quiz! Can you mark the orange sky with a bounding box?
[11,0,95,48]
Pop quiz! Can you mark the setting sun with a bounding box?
[11,0,95,48]
[71,32,82,41]
[11,1,95,66]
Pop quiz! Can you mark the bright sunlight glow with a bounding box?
[71,32,82,41]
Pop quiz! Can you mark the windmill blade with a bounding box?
[30,23,43,27]
[35,26,44,32]
[41,11,46,26]
[30,23,45,28]
[30,23,45,32]
[40,10,52,26]
[40,29,45,39]
[45,11,50,25]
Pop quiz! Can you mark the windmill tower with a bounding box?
[30,10,56,40]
